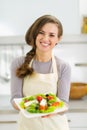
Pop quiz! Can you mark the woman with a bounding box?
[10,14,71,130]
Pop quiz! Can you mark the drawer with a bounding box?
[0,121,17,130]
[0,112,18,121]
[67,113,87,127]
[70,128,87,130]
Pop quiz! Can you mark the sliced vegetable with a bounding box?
[19,93,64,113]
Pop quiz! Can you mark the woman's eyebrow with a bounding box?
[40,30,56,34]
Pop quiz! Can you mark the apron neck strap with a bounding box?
[52,55,58,81]
[29,55,58,81]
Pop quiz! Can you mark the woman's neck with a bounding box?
[35,52,52,62]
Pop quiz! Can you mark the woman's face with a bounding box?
[36,23,60,53]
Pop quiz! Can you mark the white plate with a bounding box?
[14,98,68,118]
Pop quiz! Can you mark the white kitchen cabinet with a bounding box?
[0,112,87,130]
[0,112,18,130]
[67,113,87,130]
[70,127,87,130]
[54,43,87,83]
[0,122,17,130]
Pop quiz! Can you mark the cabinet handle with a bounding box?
[0,121,17,123]
[75,63,87,67]
[68,119,71,122]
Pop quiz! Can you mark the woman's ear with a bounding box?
[56,36,62,45]
[58,36,62,42]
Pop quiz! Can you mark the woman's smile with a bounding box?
[40,41,50,47]
[36,23,59,52]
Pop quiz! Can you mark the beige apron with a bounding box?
[17,56,69,130]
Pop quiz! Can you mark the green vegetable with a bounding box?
[19,93,64,113]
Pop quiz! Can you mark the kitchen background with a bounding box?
[0,0,87,95]
[0,0,87,130]
[0,35,87,95]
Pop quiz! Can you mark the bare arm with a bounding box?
[12,100,20,111]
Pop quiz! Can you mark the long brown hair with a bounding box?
[16,14,63,78]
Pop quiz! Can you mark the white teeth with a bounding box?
[41,42,49,47]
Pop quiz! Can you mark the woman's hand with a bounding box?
[41,102,69,118]
[12,100,20,111]
[41,111,65,118]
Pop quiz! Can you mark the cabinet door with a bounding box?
[0,121,17,130]
[70,128,87,130]
[67,113,87,127]
[0,112,18,130]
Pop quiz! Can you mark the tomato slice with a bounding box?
[47,95,54,100]
[52,101,60,107]
[36,96,43,102]
[39,105,47,110]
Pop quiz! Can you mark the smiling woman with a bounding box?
[10,14,71,130]
[35,23,59,58]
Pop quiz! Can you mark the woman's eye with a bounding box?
[38,31,44,34]
[50,34,55,37]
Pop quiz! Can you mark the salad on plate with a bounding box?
[19,93,64,113]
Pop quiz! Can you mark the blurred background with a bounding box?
[0,0,87,95]
[0,1,87,129]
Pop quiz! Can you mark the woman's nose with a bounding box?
[43,34,49,41]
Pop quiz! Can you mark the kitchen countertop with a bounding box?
[0,95,87,114]
[69,96,87,112]
[0,95,18,114]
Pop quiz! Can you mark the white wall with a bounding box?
[80,0,87,16]
[54,44,87,83]
[0,0,80,36]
